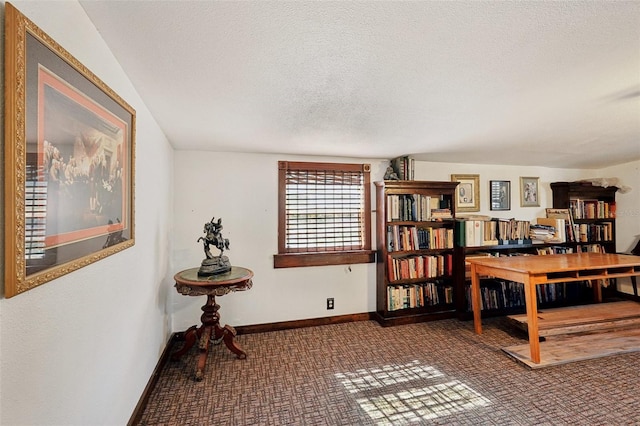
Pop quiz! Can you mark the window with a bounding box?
[274,161,375,268]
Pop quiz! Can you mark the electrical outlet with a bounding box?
[327,298,334,310]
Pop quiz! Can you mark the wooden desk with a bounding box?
[467,252,640,364]
[172,266,253,380]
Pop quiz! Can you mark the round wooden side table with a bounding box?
[171,266,253,380]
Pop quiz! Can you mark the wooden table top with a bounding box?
[466,252,640,274]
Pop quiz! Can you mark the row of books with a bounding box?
[576,244,607,253]
[463,251,533,279]
[387,253,453,282]
[386,194,452,222]
[465,279,594,311]
[387,225,454,251]
[531,220,561,242]
[570,199,616,219]
[536,246,575,255]
[390,156,415,180]
[576,223,613,242]
[544,208,577,242]
[495,218,530,241]
[455,218,531,247]
[465,280,525,311]
[533,217,573,243]
[532,217,612,243]
[469,243,604,262]
[387,282,454,311]
[536,281,594,305]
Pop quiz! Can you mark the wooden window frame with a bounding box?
[274,161,375,268]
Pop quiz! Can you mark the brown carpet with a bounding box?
[136,318,640,425]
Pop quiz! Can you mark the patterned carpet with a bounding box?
[135,318,640,425]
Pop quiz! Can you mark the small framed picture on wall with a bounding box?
[520,177,540,207]
[451,174,480,212]
[490,180,510,211]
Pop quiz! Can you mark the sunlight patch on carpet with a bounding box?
[336,361,490,424]
[334,360,444,394]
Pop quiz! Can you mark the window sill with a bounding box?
[273,250,376,268]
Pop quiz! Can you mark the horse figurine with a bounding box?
[198,217,230,259]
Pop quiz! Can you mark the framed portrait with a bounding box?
[520,177,540,207]
[451,174,480,212]
[4,4,136,298]
[490,180,510,211]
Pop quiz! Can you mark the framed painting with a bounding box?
[520,177,540,207]
[490,180,510,211]
[451,174,480,212]
[4,3,136,297]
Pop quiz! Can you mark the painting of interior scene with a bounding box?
[37,70,127,248]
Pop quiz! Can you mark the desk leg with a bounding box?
[592,279,603,303]
[524,277,541,364]
[471,265,482,334]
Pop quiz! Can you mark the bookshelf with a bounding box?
[455,243,596,317]
[374,180,459,326]
[551,181,619,299]
[454,214,611,318]
[451,183,619,319]
[390,156,414,180]
[550,181,617,254]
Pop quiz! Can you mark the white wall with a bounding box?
[171,152,389,330]
[413,161,591,222]
[0,2,174,425]
[417,159,640,249]
[598,159,640,252]
[598,159,640,294]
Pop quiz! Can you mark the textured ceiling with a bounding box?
[79,1,640,169]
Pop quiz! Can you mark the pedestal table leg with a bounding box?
[192,294,247,380]
[194,295,219,380]
[171,325,200,360]
[214,323,247,359]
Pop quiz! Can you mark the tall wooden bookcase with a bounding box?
[374,180,459,326]
[551,181,619,298]
[550,181,617,254]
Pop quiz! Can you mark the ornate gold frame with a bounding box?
[451,174,480,212]
[4,3,136,297]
